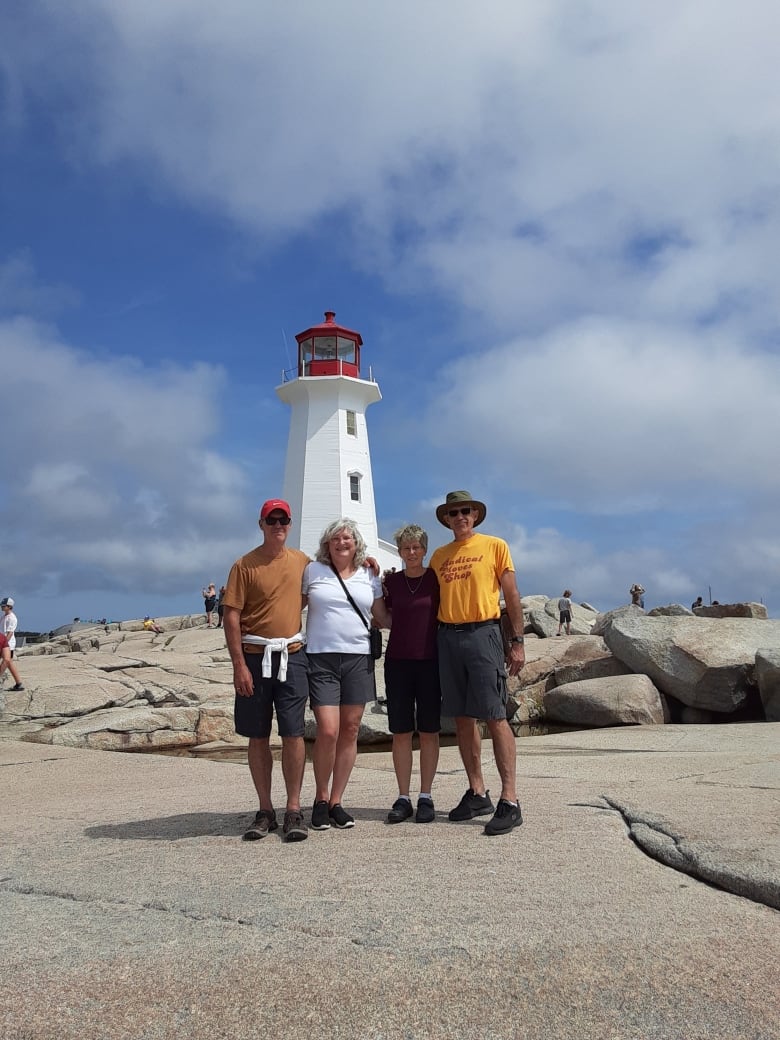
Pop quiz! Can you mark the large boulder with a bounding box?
[24,705,200,750]
[603,615,780,713]
[591,604,645,637]
[755,650,780,722]
[647,604,693,617]
[553,642,632,687]
[543,674,666,727]
[693,602,768,619]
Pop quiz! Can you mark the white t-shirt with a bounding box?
[302,562,382,654]
[2,610,17,650]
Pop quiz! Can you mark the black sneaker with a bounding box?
[484,799,523,836]
[328,803,355,829]
[242,809,278,841]
[387,797,414,824]
[10,683,24,692]
[415,798,435,824]
[282,809,308,843]
[311,800,331,830]
[448,788,494,822]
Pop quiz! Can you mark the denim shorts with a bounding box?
[233,649,309,739]
[383,657,441,734]
[437,622,507,721]
[308,653,376,707]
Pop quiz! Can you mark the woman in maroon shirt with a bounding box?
[382,524,441,825]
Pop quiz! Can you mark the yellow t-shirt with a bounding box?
[430,533,514,624]
[222,546,310,652]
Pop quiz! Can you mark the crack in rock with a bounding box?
[600,796,780,911]
[1,878,258,927]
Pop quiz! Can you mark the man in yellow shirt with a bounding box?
[430,490,526,836]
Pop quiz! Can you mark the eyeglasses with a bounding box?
[264,516,291,526]
[447,507,473,517]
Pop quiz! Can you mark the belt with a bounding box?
[439,619,499,632]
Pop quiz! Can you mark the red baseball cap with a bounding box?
[260,499,292,520]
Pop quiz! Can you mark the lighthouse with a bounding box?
[276,311,399,571]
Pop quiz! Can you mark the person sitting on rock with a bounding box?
[143,617,164,634]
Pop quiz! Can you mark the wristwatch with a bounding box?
[510,636,524,645]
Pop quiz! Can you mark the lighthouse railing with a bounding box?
[280,361,378,383]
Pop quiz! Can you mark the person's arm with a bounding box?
[223,606,254,697]
[500,569,526,677]
[371,596,392,629]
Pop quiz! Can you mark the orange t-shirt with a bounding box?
[222,546,310,653]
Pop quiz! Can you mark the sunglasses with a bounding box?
[264,516,291,526]
[447,507,473,517]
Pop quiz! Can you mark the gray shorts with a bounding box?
[234,650,309,739]
[308,653,376,708]
[437,622,507,721]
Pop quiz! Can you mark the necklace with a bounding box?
[403,570,426,596]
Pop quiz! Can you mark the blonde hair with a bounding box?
[315,518,368,567]
[393,524,428,553]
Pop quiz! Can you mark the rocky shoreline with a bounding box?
[1,597,777,753]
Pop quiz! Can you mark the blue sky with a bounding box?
[2,1,779,632]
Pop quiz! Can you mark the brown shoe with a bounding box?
[242,809,278,841]
[282,809,308,842]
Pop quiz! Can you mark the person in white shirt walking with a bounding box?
[0,597,24,690]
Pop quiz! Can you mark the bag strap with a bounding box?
[330,565,370,630]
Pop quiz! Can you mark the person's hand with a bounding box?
[365,556,380,576]
[233,661,255,698]
[506,643,525,678]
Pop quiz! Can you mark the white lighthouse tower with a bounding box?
[276,311,399,571]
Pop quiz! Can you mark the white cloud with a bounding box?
[0,314,254,601]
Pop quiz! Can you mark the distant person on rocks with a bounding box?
[0,631,24,691]
[202,583,217,628]
[1,597,18,653]
[429,490,526,837]
[630,584,645,609]
[143,617,164,634]
[222,499,311,844]
[216,585,227,628]
[382,524,441,826]
[556,590,573,636]
[691,596,703,611]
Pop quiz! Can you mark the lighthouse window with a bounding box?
[349,474,361,501]
[314,336,337,359]
[337,337,356,363]
[346,410,357,436]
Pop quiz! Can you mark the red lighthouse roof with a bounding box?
[295,310,363,347]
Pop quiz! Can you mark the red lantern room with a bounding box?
[294,311,363,379]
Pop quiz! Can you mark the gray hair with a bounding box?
[315,518,368,567]
[393,523,428,554]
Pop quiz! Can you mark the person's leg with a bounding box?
[312,705,340,802]
[391,732,413,796]
[280,736,306,812]
[418,731,440,794]
[485,717,518,804]
[2,652,22,687]
[247,737,274,810]
[454,715,486,794]
[330,702,366,805]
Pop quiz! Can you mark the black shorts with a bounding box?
[559,610,571,623]
[205,597,216,612]
[234,650,309,739]
[437,623,507,721]
[383,658,441,734]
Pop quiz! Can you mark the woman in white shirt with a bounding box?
[303,519,387,830]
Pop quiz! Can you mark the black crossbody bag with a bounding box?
[330,566,383,659]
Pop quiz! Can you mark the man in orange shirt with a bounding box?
[222,499,310,844]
